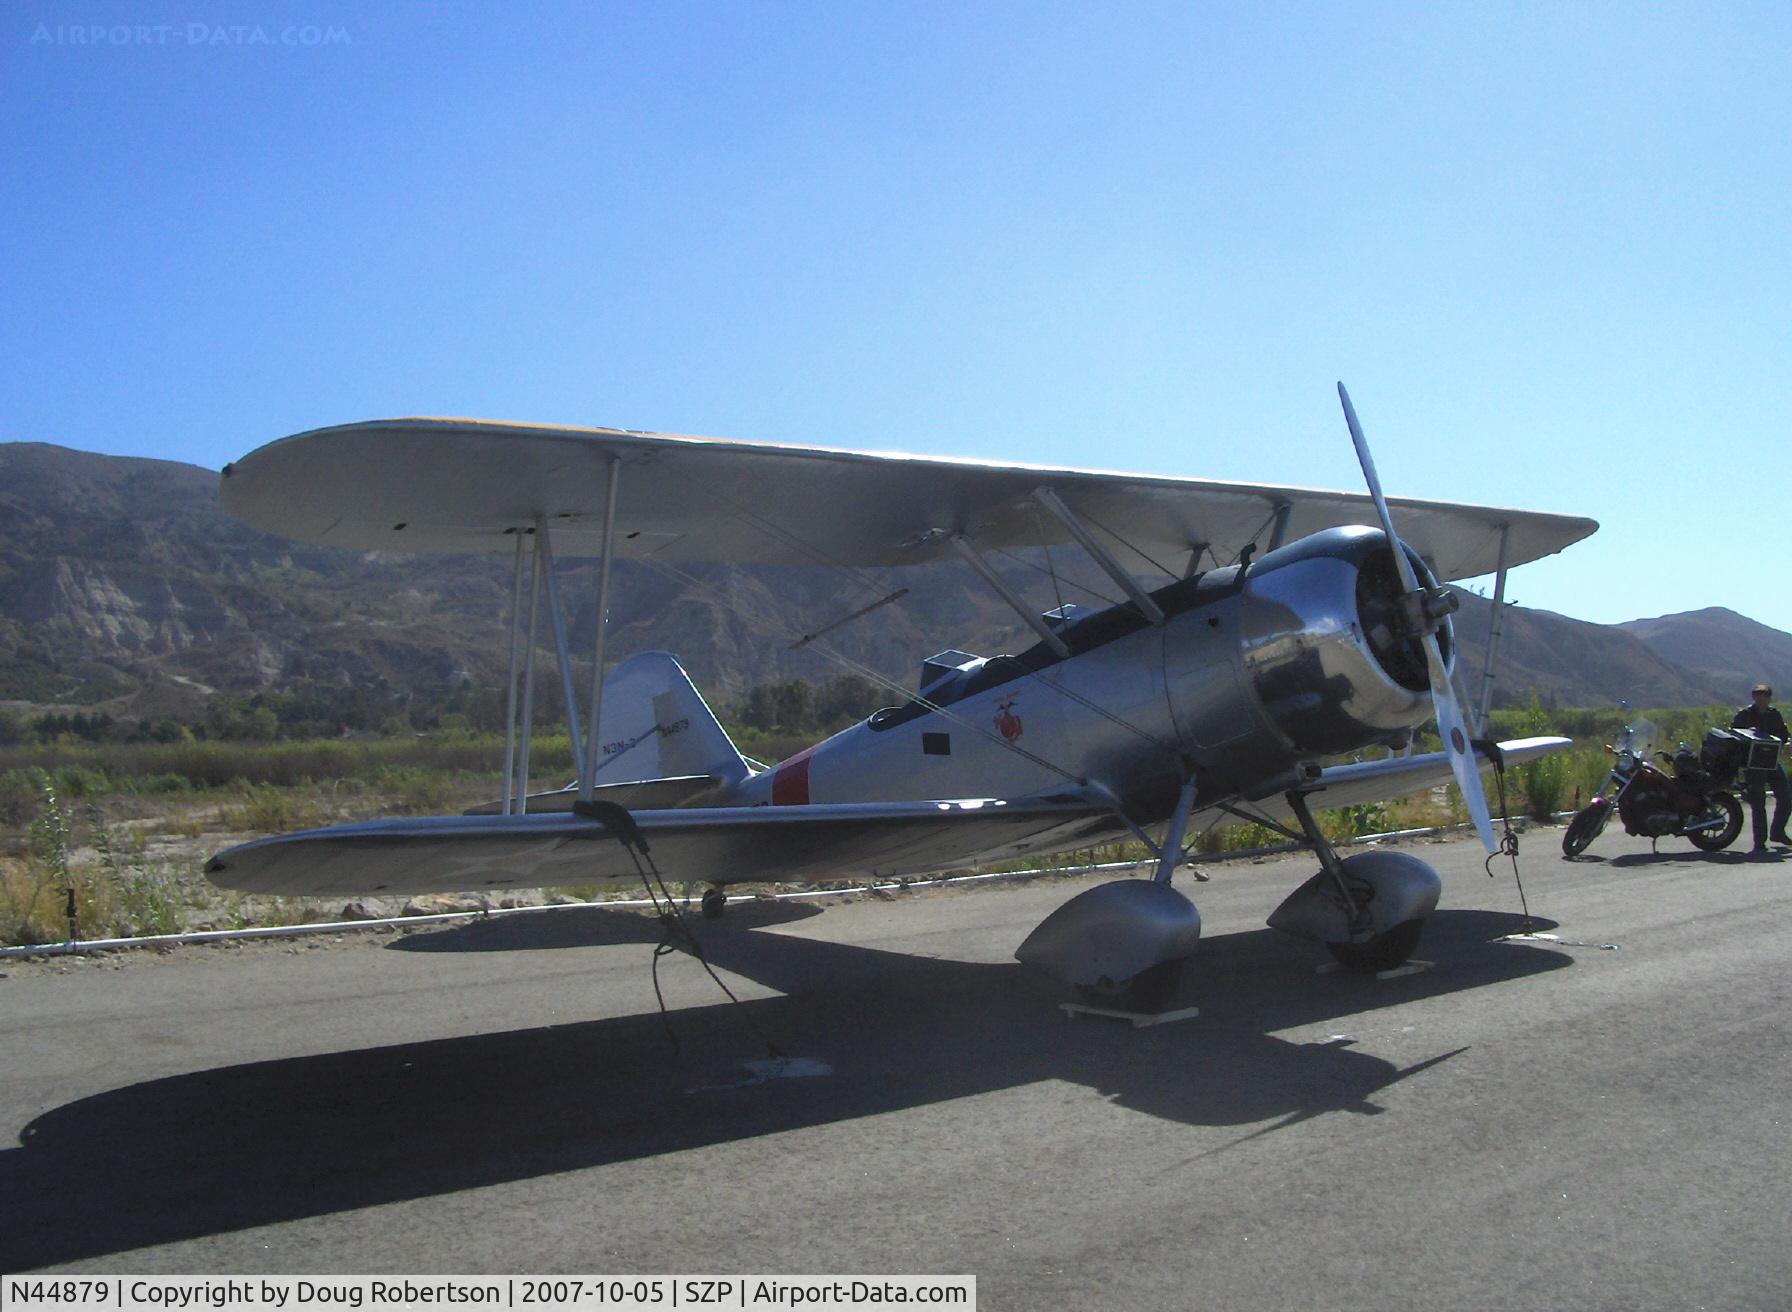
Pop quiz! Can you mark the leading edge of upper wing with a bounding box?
[218,417,1597,580]
[204,795,1117,899]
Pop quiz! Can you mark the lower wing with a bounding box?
[205,795,1116,898]
[1236,735,1572,828]
[205,737,1569,899]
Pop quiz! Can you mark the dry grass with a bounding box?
[221,782,330,834]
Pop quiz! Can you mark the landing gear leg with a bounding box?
[1153,774,1201,885]
[1285,791,1363,929]
[700,885,728,919]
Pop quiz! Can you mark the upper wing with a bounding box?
[205,795,1118,899]
[220,418,1596,581]
[1233,736,1573,829]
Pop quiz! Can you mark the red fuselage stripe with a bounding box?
[771,749,814,805]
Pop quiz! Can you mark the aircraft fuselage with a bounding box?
[731,526,1447,827]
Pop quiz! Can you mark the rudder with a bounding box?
[592,652,751,787]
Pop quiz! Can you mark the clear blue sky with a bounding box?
[4,2,1787,631]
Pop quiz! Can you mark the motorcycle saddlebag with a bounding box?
[1700,729,1750,783]
[1743,733,1782,774]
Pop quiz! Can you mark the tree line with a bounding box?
[1,673,897,748]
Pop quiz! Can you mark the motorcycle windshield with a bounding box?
[1617,718,1657,762]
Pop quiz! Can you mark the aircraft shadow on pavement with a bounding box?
[1,905,1565,1270]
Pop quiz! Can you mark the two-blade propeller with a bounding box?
[1337,382,1497,852]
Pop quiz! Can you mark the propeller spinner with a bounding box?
[1337,382,1497,852]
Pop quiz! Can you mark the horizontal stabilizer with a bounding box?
[463,774,718,816]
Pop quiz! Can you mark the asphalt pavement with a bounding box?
[2,827,1788,1310]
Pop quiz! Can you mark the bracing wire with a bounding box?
[673,476,1124,776]
[1229,506,1282,566]
[993,505,1181,759]
[686,474,898,603]
[637,556,1089,786]
[623,487,1198,818]
[989,547,1122,605]
[1014,663,1183,759]
[1075,505,1181,581]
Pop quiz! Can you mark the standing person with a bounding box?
[1732,683,1790,851]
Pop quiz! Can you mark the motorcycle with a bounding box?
[1561,714,1754,857]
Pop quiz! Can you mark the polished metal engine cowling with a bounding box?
[1237,527,1450,757]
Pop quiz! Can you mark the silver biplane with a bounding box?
[206,387,1595,1010]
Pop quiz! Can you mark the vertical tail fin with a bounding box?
[593,652,751,787]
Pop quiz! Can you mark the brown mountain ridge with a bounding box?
[1,441,1783,723]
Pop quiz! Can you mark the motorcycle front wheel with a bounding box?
[1687,793,1744,852]
[1562,802,1610,857]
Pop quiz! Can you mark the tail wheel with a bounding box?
[1326,918,1425,973]
[1688,793,1744,852]
[1562,804,1609,858]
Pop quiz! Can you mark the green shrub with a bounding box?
[0,856,56,944]
[1517,751,1571,819]
[50,764,110,799]
[89,803,181,937]
[0,773,110,945]
[127,773,192,795]
[115,862,181,936]
[28,772,72,881]
[373,765,457,814]
[1327,800,1393,840]
[0,768,42,825]
[1567,748,1615,809]
[224,782,326,834]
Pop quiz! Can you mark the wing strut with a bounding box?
[1474,522,1511,736]
[514,532,545,812]
[500,531,527,815]
[535,515,588,780]
[1266,500,1294,552]
[495,457,628,810]
[1032,487,1166,624]
[579,456,622,803]
[1153,775,1200,884]
[950,534,1072,658]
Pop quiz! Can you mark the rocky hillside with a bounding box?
[0,441,1049,719]
[1616,608,1792,701]
[1451,594,1738,710]
[1,440,1784,721]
